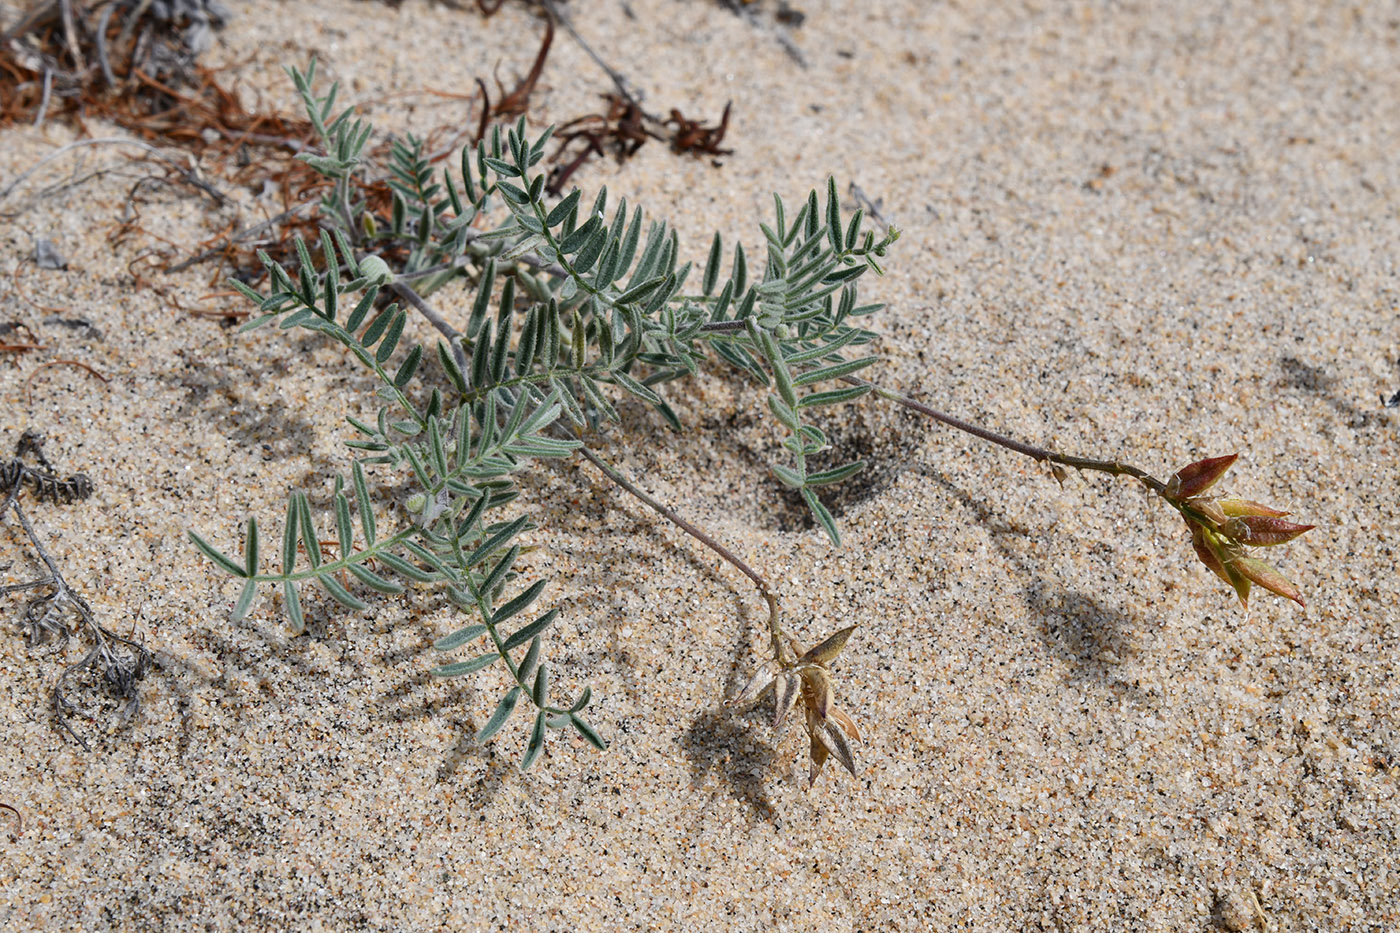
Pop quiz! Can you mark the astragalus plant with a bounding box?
[191,62,1312,784]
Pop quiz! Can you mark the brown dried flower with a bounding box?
[729,625,861,786]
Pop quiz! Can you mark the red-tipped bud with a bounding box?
[1221,515,1315,546]
[1166,453,1238,501]
[1172,458,1312,607]
[1233,556,1305,607]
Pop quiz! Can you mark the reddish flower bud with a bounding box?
[1188,521,1229,582]
[1220,515,1315,546]
[1189,522,1253,604]
[1165,453,1238,501]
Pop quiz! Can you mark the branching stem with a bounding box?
[387,265,788,663]
[2,446,149,751]
[387,278,467,372]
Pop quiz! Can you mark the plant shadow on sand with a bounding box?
[680,619,783,823]
[910,463,1156,706]
[517,450,784,818]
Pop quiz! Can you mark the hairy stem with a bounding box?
[853,377,1169,495]
[575,445,787,665]
[387,278,468,372]
[697,320,747,334]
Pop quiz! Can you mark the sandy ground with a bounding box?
[1,0,1397,929]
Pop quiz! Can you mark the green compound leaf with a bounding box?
[206,63,927,775]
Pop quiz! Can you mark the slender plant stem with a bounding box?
[697,320,746,334]
[6,497,67,585]
[574,445,787,665]
[387,279,468,372]
[850,377,1169,495]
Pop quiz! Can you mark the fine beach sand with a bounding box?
[1,1,1397,929]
